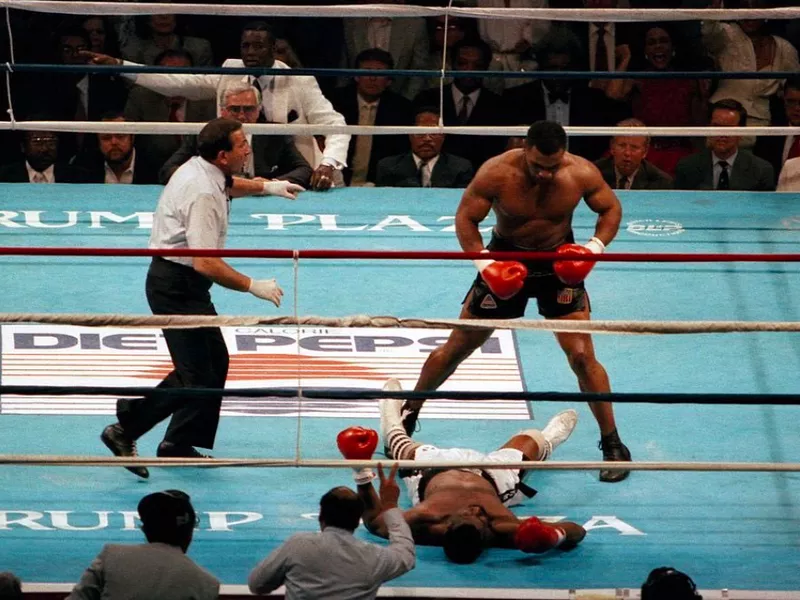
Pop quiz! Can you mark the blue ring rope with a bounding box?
[1,385,798,405]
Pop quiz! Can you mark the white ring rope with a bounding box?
[1,121,798,138]
[1,313,799,334]
[0,456,798,472]
[6,1,800,22]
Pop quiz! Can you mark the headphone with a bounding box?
[641,567,702,600]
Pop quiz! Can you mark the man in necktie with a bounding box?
[582,0,618,73]
[582,0,630,95]
[329,48,412,186]
[23,131,60,183]
[675,98,775,191]
[417,38,506,171]
[594,119,674,190]
[457,96,471,125]
[0,126,92,183]
[708,102,740,190]
[417,158,431,187]
[410,110,444,188]
[237,23,343,191]
[248,76,270,124]
[346,50,397,186]
[716,160,730,190]
[375,106,474,188]
[594,23,608,73]
[452,40,490,127]
[612,131,644,189]
[352,102,377,185]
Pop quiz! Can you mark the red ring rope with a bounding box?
[0,247,799,262]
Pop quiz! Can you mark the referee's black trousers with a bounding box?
[117,257,229,449]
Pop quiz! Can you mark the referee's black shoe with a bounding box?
[156,441,213,459]
[101,423,150,479]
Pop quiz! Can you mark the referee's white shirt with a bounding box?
[149,156,230,268]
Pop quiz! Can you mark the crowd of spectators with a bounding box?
[0,1,798,191]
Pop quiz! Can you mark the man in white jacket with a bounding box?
[83,21,349,191]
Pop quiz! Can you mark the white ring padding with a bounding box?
[0,455,799,471]
[6,1,800,22]
[2,313,800,334]
[1,121,799,138]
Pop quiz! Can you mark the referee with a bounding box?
[101,118,302,478]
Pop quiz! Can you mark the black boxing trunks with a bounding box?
[464,230,589,319]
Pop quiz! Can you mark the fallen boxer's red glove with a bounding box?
[514,517,566,554]
[337,426,379,485]
[337,426,378,460]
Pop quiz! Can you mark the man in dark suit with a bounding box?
[376,106,473,188]
[160,81,312,186]
[74,113,161,184]
[754,77,800,177]
[560,0,634,75]
[595,119,673,190]
[14,25,128,161]
[0,129,90,183]
[675,99,775,191]
[125,49,217,175]
[328,48,413,186]
[414,38,507,172]
[503,26,629,162]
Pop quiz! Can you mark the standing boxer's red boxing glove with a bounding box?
[474,251,528,299]
[553,237,605,285]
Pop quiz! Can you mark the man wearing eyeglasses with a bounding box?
[0,128,90,183]
[160,80,312,190]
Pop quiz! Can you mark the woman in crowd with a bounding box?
[607,23,710,175]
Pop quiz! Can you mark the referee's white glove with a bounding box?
[248,278,283,307]
[262,180,305,199]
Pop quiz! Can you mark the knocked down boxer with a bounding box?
[337,380,586,563]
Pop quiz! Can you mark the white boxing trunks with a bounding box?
[402,445,529,508]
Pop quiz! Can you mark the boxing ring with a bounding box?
[0,184,799,598]
[1,0,800,597]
